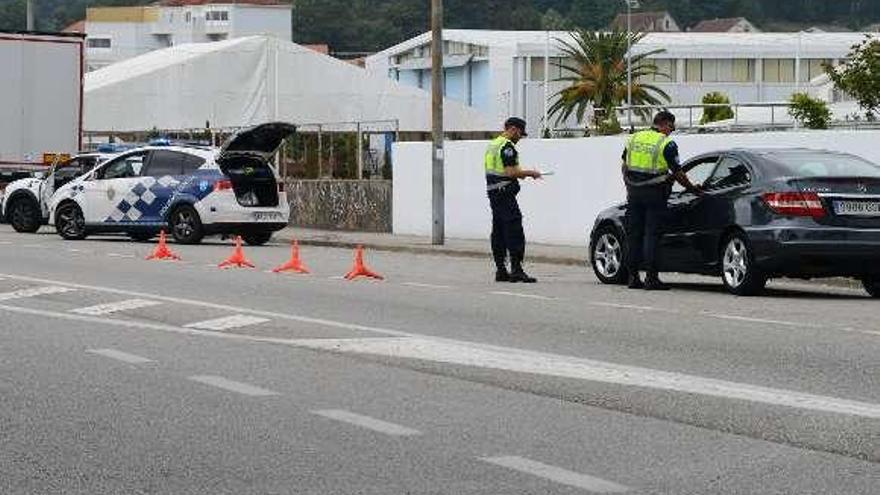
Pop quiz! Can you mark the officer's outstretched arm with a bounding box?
[505,166,542,179]
[673,170,703,195]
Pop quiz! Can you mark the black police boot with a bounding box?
[627,272,644,289]
[495,268,511,282]
[510,258,537,283]
[644,272,670,291]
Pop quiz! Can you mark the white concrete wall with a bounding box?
[393,131,880,246]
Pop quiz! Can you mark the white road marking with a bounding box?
[0,286,76,301]
[107,253,135,259]
[287,337,880,420]
[21,244,48,249]
[708,314,819,328]
[184,315,270,331]
[312,409,421,436]
[480,456,630,493]
[402,282,453,290]
[66,248,84,253]
[188,375,278,396]
[5,273,880,419]
[589,301,674,313]
[72,299,161,316]
[0,241,12,245]
[87,348,154,364]
[491,291,555,301]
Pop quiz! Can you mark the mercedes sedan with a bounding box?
[589,148,880,296]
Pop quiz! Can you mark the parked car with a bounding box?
[589,148,880,297]
[48,122,295,245]
[1,153,110,232]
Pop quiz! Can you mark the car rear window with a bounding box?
[764,151,880,178]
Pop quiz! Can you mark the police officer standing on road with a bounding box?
[622,111,702,290]
[485,117,542,283]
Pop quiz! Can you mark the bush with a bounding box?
[700,92,735,125]
[789,93,832,129]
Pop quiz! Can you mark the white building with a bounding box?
[366,30,873,133]
[84,1,291,71]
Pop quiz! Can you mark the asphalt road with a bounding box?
[1,225,879,494]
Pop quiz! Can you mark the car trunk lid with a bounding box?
[216,122,296,208]
[794,177,880,227]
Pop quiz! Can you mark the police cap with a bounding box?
[504,117,528,136]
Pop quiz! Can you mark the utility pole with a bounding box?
[625,0,640,131]
[26,0,35,31]
[431,0,445,245]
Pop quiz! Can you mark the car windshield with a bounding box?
[763,151,880,178]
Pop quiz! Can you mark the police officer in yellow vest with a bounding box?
[622,111,702,290]
[486,117,542,283]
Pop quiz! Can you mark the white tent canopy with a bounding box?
[85,36,494,133]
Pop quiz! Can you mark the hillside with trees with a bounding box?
[3,0,880,52]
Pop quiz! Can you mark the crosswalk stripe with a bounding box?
[188,375,278,396]
[0,286,76,301]
[184,314,270,331]
[480,456,630,493]
[72,299,161,316]
[312,409,421,436]
[87,348,154,364]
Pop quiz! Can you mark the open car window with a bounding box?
[706,156,752,190]
[672,157,718,194]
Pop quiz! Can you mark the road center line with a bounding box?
[491,291,555,301]
[480,456,630,493]
[402,282,453,290]
[312,409,421,436]
[589,301,674,313]
[0,286,76,301]
[188,375,279,396]
[87,348,154,364]
[21,244,48,249]
[72,299,161,316]
[708,314,817,328]
[107,253,136,259]
[185,315,270,331]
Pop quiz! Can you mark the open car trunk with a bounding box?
[216,122,297,208]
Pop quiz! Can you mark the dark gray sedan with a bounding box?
[589,148,880,296]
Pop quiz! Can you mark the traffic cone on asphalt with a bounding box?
[145,230,180,261]
[273,240,310,274]
[344,245,384,281]
[218,236,255,269]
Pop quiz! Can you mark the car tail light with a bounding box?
[763,192,826,218]
[214,179,233,192]
[277,182,285,193]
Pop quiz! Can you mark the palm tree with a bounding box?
[548,29,671,132]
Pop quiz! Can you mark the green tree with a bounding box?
[541,8,571,30]
[826,36,880,120]
[548,29,670,132]
[700,92,735,124]
[789,92,832,129]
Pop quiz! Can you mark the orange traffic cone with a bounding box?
[218,236,255,269]
[344,245,384,281]
[273,240,310,274]
[145,230,181,261]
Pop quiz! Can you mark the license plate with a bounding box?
[251,211,284,221]
[833,201,880,216]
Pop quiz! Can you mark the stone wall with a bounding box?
[285,179,392,232]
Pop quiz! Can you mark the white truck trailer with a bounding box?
[0,30,85,178]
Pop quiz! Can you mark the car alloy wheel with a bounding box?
[721,233,766,296]
[591,227,628,285]
[170,205,203,245]
[10,198,41,233]
[56,203,86,240]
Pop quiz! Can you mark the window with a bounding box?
[800,59,831,82]
[764,151,880,178]
[143,150,205,177]
[185,11,191,23]
[98,152,147,180]
[642,58,677,82]
[685,59,753,83]
[706,156,752,190]
[206,10,229,21]
[87,38,111,49]
[672,157,718,194]
[529,57,546,82]
[763,59,796,83]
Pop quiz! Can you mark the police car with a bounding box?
[48,122,295,245]
[1,153,110,233]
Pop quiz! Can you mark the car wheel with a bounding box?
[169,205,204,245]
[128,232,156,242]
[721,232,766,296]
[9,197,41,233]
[591,226,628,285]
[242,232,273,246]
[55,202,87,240]
[861,277,880,298]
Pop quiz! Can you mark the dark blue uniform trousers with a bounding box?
[625,190,668,274]
[489,189,525,269]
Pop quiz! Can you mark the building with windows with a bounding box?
[610,11,681,33]
[690,17,760,33]
[366,30,872,132]
[83,0,291,71]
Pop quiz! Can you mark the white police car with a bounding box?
[2,153,110,233]
[48,122,295,245]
